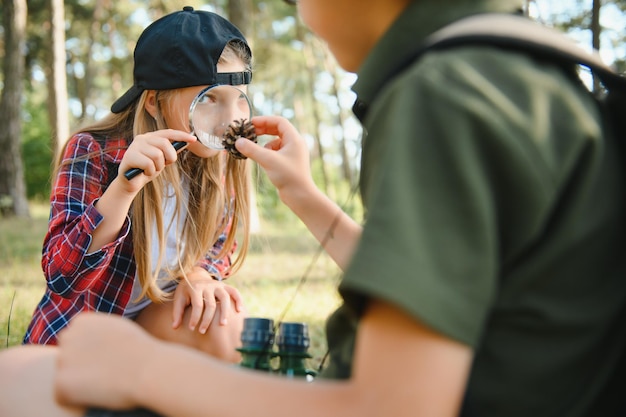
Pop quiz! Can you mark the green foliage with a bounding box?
[21,93,53,200]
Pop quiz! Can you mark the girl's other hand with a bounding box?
[172,267,245,334]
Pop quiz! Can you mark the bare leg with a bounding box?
[0,345,85,417]
[134,300,246,363]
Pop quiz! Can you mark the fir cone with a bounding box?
[222,119,257,159]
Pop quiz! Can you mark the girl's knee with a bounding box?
[135,300,246,363]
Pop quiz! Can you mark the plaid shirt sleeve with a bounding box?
[42,133,132,297]
[25,133,134,344]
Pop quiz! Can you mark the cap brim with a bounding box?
[111,85,144,113]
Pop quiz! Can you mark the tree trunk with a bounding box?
[0,0,29,218]
[300,28,331,196]
[323,45,355,189]
[522,0,532,16]
[75,0,106,121]
[305,48,331,196]
[591,0,602,92]
[228,0,251,34]
[47,0,70,159]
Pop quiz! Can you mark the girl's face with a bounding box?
[163,58,249,159]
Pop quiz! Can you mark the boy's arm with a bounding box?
[283,184,362,271]
[238,115,363,270]
[53,302,471,417]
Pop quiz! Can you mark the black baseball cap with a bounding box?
[111,6,252,113]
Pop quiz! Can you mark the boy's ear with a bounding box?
[145,90,158,118]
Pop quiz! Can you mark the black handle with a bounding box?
[123,141,188,181]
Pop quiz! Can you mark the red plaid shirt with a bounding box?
[23,132,234,345]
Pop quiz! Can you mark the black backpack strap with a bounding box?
[352,13,626,121]
[422,13,626,92]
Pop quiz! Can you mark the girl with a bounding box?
[22,7,253,358]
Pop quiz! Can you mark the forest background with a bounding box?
[0,0,625,364]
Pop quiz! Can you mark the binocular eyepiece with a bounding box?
[237,317,316,379]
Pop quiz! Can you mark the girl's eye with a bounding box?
[198,93,218,105]
[237,94,249,111]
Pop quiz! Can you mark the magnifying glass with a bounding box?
[124,84,253,180]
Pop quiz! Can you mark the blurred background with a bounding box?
[0,0,625,361]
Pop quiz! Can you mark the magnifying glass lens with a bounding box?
[189,85,253,150]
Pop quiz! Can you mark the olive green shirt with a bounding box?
[322,1,626,416]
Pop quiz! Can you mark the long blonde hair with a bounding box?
[55,40,252,302]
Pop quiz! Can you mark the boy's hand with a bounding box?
[55,313,154,410]
[234,115,316,196]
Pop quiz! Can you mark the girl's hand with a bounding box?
[116,129,196,193]
[172,267,244,334]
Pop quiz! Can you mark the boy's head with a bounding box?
[112,6,252,113]
[293,0,412,72]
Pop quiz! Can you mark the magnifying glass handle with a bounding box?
[123,141,188,181]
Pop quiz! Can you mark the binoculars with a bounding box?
[237,317,316,380]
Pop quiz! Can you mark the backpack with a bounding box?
[416,15,626,414]
[416,13,626,152]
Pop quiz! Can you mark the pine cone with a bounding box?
[222,119,257,159]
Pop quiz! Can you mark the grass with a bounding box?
[0,202,343,371]
[0,202,51,348]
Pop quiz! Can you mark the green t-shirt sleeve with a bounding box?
[340,50,573,347]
